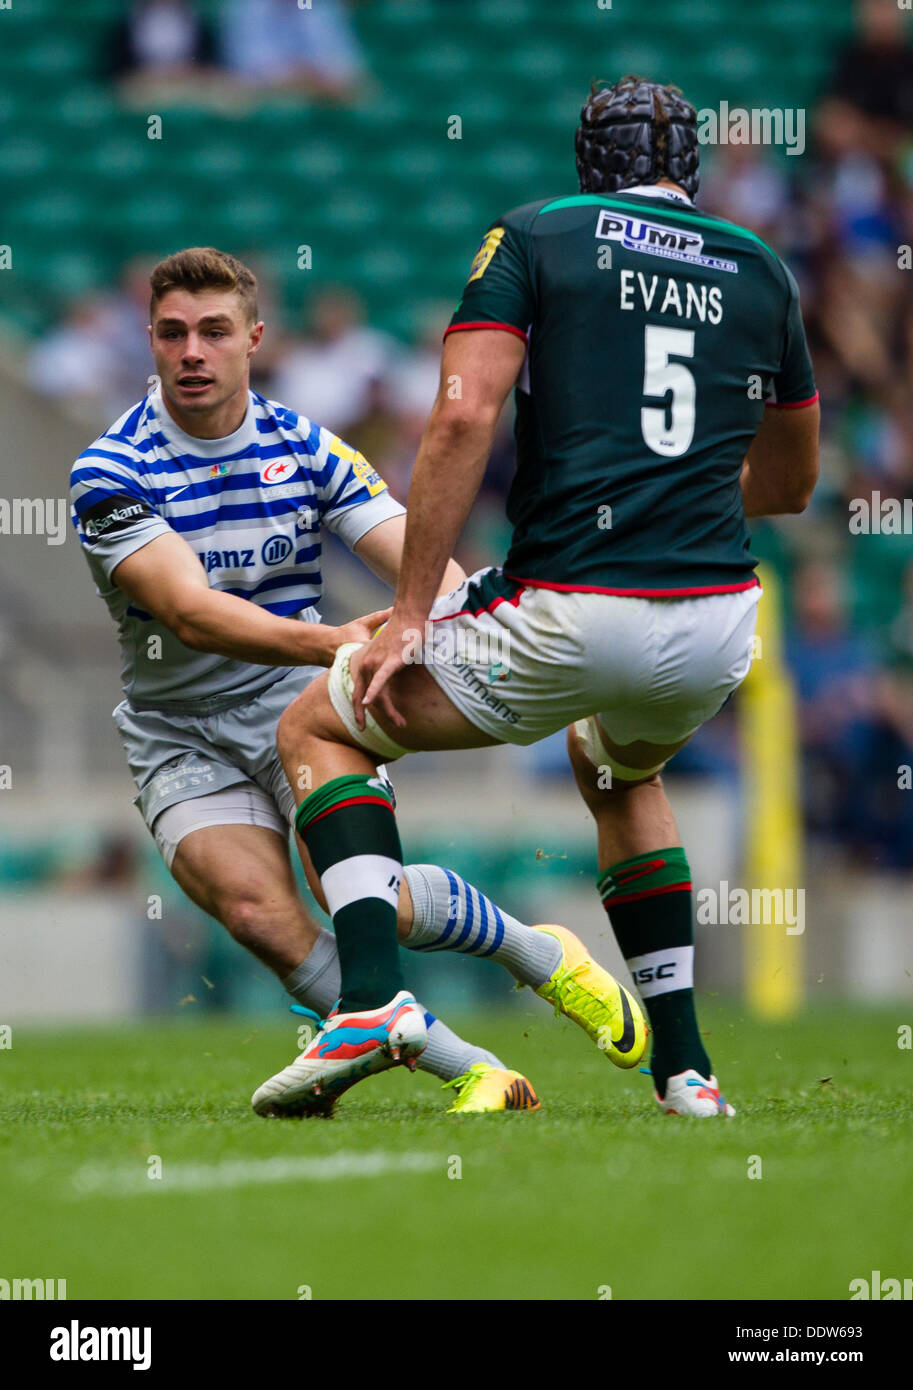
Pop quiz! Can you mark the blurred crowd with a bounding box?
[25,0,913,867]
[110,0,367,103]
[694,0,913,867]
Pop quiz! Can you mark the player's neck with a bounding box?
[160,382,250,440]
[653,178,688,198]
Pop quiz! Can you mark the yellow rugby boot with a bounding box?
[442,1063,540,1114]
[533,924,646,1069]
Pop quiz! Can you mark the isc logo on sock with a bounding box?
[631,962,676,985]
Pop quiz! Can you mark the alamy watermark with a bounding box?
[848,492,913,535]
[849,1270,911,1300]
[50,1322,151,1370]
[401,623,511,675]
[0,497,68,545]
[0,1276,66,1299]
[696,102,805,156]
[696,881,805,934]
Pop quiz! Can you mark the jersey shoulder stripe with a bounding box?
[444,320,529,343]
[106,398,148,440]
[72,449,144,478]
[257,394,305,432]
[103,396,158,444]
[495,197,562,229]
[76,439,143,463]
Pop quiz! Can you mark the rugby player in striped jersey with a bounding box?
[71,246,638,1118]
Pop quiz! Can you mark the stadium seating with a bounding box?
[0,0,856,342]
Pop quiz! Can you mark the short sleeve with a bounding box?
[70,453,171,582]
[767,264,818,409]
[315,429,405,550]
[446,212,535,343]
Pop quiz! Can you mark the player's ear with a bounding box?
[248,320,265,355]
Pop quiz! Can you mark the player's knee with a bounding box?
[217,890,282,950]
[567,723,609,797]
[276,705,296,769]
[566,724,662,808]
[566,722,591,783]
[276,687,315,766]
[605,770,664,795]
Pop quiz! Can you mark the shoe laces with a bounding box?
[290,1003,324,1026]
[441,1062,489,1095]
[544,960,588,1018]
[289,1002,341,1033]
[686,1076,725,1103]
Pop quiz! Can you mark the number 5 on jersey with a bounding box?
[641,325,695,458]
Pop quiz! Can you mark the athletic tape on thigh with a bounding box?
[327,641,410,761]
[573,716,667,782]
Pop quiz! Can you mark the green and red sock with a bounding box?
[296,773,405,1013]
[599,847,711,1096]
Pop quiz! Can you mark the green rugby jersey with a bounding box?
[447,186,817,596]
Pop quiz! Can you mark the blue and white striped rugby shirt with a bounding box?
[70,384,404,708]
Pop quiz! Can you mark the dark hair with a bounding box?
[149,246,258,322]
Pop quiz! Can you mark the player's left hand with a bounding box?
[352,612,424,731]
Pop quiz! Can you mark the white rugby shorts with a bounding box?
[328,567,761,773]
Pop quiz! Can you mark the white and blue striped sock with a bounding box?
[418,1011,505,1081]
[402,864,562,988]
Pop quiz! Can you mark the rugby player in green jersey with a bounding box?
[73,247,641,1120]
[261,76,819,1118]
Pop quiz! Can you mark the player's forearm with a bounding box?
[394,412,494,621]
[741,405,819,517]
[173,589,335,666]
[740,460,812,518]
[740,459,777,517]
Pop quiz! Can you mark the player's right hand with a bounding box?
[325,608,392,664]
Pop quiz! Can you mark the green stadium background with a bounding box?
[1,0,852,339]
[0,0,910,1026]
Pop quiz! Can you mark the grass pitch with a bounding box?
[1,1000,910,1301]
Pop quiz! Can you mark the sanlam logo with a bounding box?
[595,210,739,273]
[84,501,145,538]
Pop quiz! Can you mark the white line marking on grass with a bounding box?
[70,1150,441,1198]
